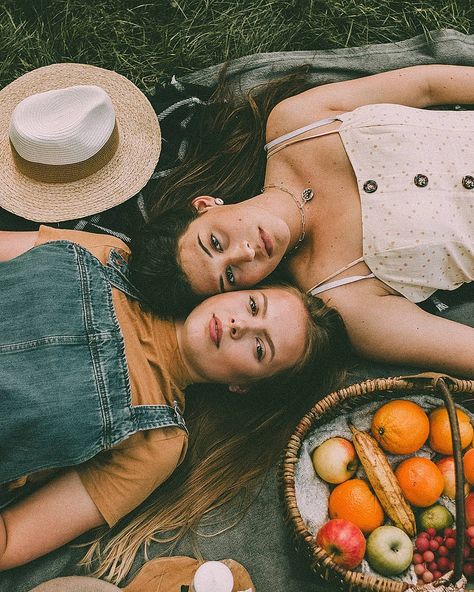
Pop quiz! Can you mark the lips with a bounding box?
[259,227,273,257]
[209,314,223,347]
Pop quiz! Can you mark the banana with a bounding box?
[350,425,417,537]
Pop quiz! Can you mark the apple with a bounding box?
[366,525,413,576]
[311,437,358,484]
[466,492,474,526]
[436,456,470,498]
[315,518,366,570]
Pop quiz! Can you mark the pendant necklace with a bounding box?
[261,184,314,255]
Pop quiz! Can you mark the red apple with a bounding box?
[311,437,358,484]
[436,456,470,499]
[466,493,474,527]
[315,518,366,569]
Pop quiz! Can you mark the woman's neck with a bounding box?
[253,187,309,254]
[173,320,206,385]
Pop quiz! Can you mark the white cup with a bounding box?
[191,561,234,592]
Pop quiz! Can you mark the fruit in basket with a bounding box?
[418,504,454,532]
[311,437,358,484]
[436,456,470,498]
[465,492,474,526]
[349,425,416,536]
[328,478,384,534]
[315,518,366,570]
[412,527,462,585]
[395,457,444,507]
[366,525,413,576]
[371,400,429,454]
[463,448,474,485]
[429,407,473,455]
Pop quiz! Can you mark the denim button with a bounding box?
[414,174,429,187]
[363,180,378,193]
[462,175,474,189]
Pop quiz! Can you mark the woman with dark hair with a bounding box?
[131,64,474,377]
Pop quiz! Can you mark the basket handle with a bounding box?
[397,371,458,385]
[436,378,466,583]
[397,374,466,581]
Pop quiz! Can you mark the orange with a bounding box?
[328,478,384,534]
[463,448,474,485]
[429,407,473,455]
[395,457,444,507]
[371,399,430,454]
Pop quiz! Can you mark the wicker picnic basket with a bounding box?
[282,373,474,592]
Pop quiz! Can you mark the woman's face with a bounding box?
[179,287,307,387]
[178,199,290,296]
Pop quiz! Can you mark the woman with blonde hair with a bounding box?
[0,63,350,582]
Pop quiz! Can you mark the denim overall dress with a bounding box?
[0,240,187,486]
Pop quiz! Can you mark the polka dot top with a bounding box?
[267,103,474,303]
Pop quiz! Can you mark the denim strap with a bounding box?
[105,249,142,301]
[133,400,188,434]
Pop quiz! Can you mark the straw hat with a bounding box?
[0,63,161,222]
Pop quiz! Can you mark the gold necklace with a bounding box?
[261,184,314,254]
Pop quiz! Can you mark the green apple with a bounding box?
[366,525,413,576]
[418,504,453,532]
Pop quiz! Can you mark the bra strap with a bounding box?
[309,273,375,296]
[264,116,339,151]
[307,257,365,293]
[266,129,341,158]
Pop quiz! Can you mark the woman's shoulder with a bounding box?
[265,88,342,145]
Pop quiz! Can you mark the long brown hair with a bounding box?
[81,286,350,583]
[145,66,314,216]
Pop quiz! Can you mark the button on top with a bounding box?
[414,174,429,187]
[363,180,378,193]
[462,175,474,189]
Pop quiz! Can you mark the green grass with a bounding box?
[1,0,473,91]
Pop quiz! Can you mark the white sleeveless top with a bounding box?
[265,103,474,302]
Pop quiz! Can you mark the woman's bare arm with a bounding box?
[0,470,105,569]
[267,65,474,139]
[333,288,474,378]
[0,231,38,261]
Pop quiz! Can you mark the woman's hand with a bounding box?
[0,470,105,570]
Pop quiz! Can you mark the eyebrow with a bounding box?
[198,233,224,293]
[259,291,275,361]
[197,234,212,258]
